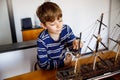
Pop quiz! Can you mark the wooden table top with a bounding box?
[4,70,57,80]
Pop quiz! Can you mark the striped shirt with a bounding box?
[37,24,76,70]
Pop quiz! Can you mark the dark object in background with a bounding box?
[21,18,32,30]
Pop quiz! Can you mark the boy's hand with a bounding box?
[73,39,83,50]
[64,53,72,66]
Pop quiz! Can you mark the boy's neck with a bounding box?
[49,32,60,41]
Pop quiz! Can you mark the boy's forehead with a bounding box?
[45,18,62,24]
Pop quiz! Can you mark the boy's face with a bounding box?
[44,18,63,35]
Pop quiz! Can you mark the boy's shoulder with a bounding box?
[63,24,72,32]
[63,24,71,30]
[38,30,48,40]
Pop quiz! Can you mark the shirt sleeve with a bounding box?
[66,25,76,47]
[37,39,64,70]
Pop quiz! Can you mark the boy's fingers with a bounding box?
[73,40,80,50]
[73,40,83,50]
[73,44,78,50]
[66,53,71,58]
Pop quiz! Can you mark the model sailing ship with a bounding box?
[57,13,120,80]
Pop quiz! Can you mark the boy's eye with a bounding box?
[58,19,63,22]
[50,23,55,26]
[48,18,63,26]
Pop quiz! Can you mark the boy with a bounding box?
[36,2,82,70]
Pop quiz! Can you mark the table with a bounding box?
[4,51,120,80]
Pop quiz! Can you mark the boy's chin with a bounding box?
[55,33,60,35]
[57,31,61,34]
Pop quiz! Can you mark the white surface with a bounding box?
[0,47,37,80]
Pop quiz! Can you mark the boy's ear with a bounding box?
[40,23,47,29]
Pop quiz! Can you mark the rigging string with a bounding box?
[79,6,120,40]
[84,18,105,53]
[109,7,120,42]
[111,43,118,51]
[83,20,98,41]
[109,25,120,45]
[109,26,117,45]
[110,23,120,38]
[84,35,94,53]
[109,26,117,37]
[76,6,120,53]
[86,6,120,36]
[111,34,120,51]
[85,7,120,52]
[81,20,99,53]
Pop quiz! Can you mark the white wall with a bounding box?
[12,0,110,53]
[0,0,12,45]
[0,48,37,80]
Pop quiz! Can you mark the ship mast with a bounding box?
[93,13,104,70]
[74,32,82,79]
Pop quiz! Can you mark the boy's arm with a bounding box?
[65,25,76,46]
[65,26,83,52]
[37,41,64,70]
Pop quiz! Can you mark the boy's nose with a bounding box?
[56,22,61,28]
[57,25,61,28]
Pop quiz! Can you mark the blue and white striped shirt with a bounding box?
[37,24,76,70]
